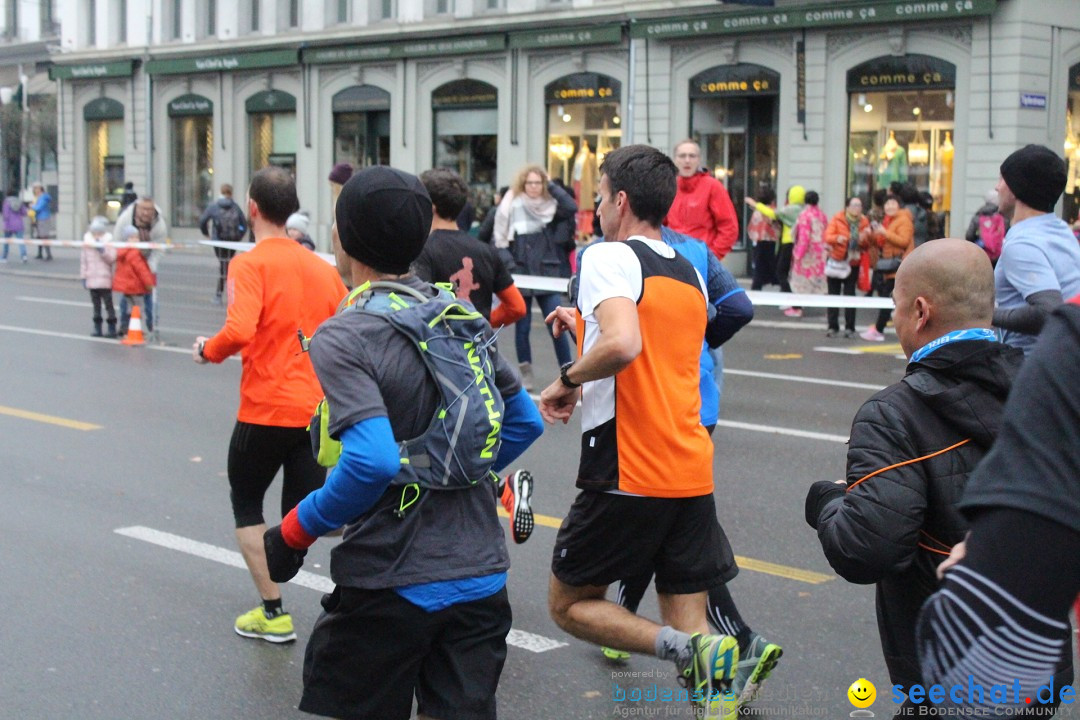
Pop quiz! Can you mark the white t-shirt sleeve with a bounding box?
[577,242,643,320]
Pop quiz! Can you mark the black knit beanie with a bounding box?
[999,145,1067,213]
[335,167,433,274]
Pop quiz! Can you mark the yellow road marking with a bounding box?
[0,404,102,431]
[764,353,802,360]
[856,343,904,354]
[498,508,833,585]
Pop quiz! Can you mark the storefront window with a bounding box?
[247,90,297,177]
[847,55,956,232]
[690,64,779,249]
[169,94,214,227]
[333,85,390,170]
[1063,63,1080,228]
[545,72,621,239]
[433,79,498,223]
[84,97,124,221]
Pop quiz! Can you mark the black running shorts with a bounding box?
[227,421,326,528]
[299,586,512,720]
[551,491,738,594]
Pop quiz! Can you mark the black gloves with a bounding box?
[264,524,307,583]
[804,480,847,530]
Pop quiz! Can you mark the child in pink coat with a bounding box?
[80,217,117,337]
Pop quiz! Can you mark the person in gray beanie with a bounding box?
[261,165,543,720]
[285,211,314,251]
[992,144,1080,354]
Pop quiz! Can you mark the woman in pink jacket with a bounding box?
[80,217,117,337]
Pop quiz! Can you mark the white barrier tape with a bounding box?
[746,290,894,309]
[201,241,897,309]
[5,238,172,250]
[503,276,896,309]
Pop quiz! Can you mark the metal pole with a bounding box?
[145,9,153,197]
[625,39,636,144]
[18,62,28,192]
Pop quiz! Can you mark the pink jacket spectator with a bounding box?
[80,232,117,290]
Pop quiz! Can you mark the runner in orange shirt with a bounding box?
[193,166,347,643]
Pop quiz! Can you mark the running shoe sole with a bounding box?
[234,627,297,643]
[601,646,631,662]
[737,643,783,705]
[506,470,534,544]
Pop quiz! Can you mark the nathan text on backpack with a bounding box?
[214,203,246,242]
[307,281,505,492]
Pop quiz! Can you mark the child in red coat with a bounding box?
[112,225,155,337]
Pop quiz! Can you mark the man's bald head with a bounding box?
[892,239,995,357]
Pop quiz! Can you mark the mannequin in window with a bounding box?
[876,130,908,188]
[938,131,954,211]
[572,140,597,238]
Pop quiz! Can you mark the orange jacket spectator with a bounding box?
[112,246,155,295]
[873,207,915,279]
[824,210,871,262]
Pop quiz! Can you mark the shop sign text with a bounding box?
[629,0,994,39]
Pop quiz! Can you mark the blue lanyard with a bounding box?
[910,328,998,364]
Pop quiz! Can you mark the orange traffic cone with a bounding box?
[122,305,146,346]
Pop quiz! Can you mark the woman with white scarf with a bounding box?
[494,165,578,390]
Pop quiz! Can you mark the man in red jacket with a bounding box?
[666,139,739,260]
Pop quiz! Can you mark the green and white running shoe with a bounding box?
[732,632,783,706]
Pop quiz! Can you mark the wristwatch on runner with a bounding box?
[559,362,580,389]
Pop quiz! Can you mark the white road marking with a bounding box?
[114,525,568,653]
[714,420,849,444]
[811,346,863,355]
[0,324,235,357]
[814,345,906,360]
[17,296,91,307]
[723,368,885,391]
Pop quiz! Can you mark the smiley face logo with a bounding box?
[847,678,876,709]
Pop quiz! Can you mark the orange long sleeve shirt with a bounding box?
[202,237,348,427]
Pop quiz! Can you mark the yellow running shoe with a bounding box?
[234,605,297,643]
[677,633,739,720]
[601,646,631,662]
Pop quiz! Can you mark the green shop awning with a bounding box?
[302,33,505,65]
[246,89,296,114]
[168,93,213,117]
[83,97,124,121]
[147,48,298,76]
[49,60,135,81]
[508,25,623,50]
[629,0,996,40]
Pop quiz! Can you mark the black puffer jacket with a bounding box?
[805,339,1023,687]
[508,181,578,285]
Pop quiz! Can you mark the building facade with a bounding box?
[0,0,61,203]
[47,0,1080,273]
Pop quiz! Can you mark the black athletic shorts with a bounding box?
[299,585,512,720]
[552,491,738,594]
[227,421,326,528]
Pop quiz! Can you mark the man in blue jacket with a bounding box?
[31,183,53,261]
